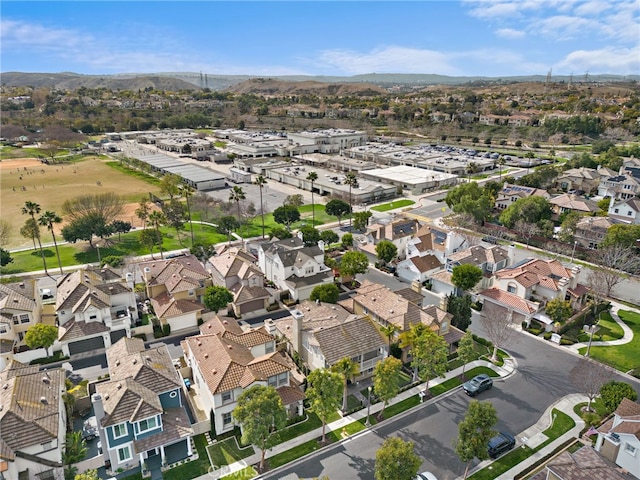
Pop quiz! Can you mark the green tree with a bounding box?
[139,228,163,257]
[306,369,343,442]
[61,192,125,247]
[269,225,292,240]
[374,437,422,480]
[455,400,498,479]
[159,173,182,200]
[446,293,473,331]
[557,211,581,243]
[353,210,372,232]
[307,171,319,226]
[24,324,58,356]
[401,324,448,387]
[499,196,553,229]
[299,225,321,246]
[309,283,340,304]
[373,356,402,419]
[284,194,304,208]
[109,220,132,241]
[341,232,353,249]
[20,217,40,251]
[375,240,398,266]
[217,215,240,244]
[229,186,246,235]
[191,242,217,263]
[545,297,573,325]
[380,324,399,350]
[273,204,301,230]
[38,210,64,275]
[0,248,13,267]
[331,356,360,412]
[340,250,369,279]
[135,197,151,229]
[457,330,476,379]
[148,210,166,258]
[602,224,640,248]
[162,199,187,243]
[345,172,358,228]
[63,431,88,466]
[600,380,638,414]
[203,285,233,313]
[325,199,351,226]
[320,229,339,246]
[451,264,483,293]
[445,182,494,224]
[255,174,268,238]
[22,201,48,274]
[233,385,287,472]
[74,470,99,480]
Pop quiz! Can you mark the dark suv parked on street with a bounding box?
[488,432,516,459]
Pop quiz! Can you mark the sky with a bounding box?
[1,1,639,78]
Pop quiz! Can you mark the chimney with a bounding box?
[291,310,304,355]
[92,393,105,424]
[411,280,422,295]
[608,196,615,212]
[264,319,277,335]
[507,244,515,266]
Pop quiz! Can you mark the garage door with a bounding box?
[167,313,197,333]
[69,336,105,355]
[110,329,127,344]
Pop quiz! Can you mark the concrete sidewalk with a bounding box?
[198,359,516,480]
[568,300,634,352]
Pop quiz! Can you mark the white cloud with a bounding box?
[534,15,600,40]
[556,45,640,74]
[495,28,525,39]
[316,46,460,75]
[574,0,612,15]
[464,0,545,19]
[1,19,90,52]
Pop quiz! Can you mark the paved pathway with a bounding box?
[568,300,634,352]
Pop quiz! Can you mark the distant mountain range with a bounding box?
[1,71,638,91]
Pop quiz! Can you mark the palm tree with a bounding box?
[380,324,399,351]
[148,210,166,259]
[254,175,268,238]
[22,201,48,274]
[229,186,246,238]
[38,211,63,275]
[135,197,151,229]
[399,323,428,382]
[180,184,195,246]
[344,171,358,230]
[332,356,360,412]
[498,157,506,182]
[306,171,318,226]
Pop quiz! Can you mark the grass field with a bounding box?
[1,155,162,248]
[370,199,415,212]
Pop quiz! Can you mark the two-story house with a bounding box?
[575,216,618,250]
[608,197,640,225]
[396,224,466,284]
[181,314,304,435]
[549,193,599,218]
[477,288,542,329]
[492,258,587,309]
[528,445,629,480]
[340,280,464,356]
[0,361,66,480]
[445,245,511,291]
[56,267,137,357]
[138,255,211,332]
[273,299,387,379]
[595,398,640,479]
[208,247,272,317]
[92,337,194,476]
[598,173,640,200]
[554,167,602,195]
[0,280,43,369]
[363,217,419,261]
[257,236,333,301]
[495,183,550,210]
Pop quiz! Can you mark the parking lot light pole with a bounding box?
[365,386,372,427]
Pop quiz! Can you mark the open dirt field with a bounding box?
[1,156,161,248]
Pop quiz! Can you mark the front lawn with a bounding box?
[370,199,415,212]
[579,310,640,372]
[207,436,254,466]
[162,434,210,480]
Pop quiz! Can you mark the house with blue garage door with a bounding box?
[92,337,194,476]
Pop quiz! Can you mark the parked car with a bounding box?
[415,472,438,480]
[488,431,516,459]
[463,374,493,396]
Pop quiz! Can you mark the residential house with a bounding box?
[478,288,542,329]
[575,216,617,250]
[181,314,304,435]
[56,267,137,357]
[595,398,640,479]
[495,183,550,210]
[549,193,600,218]
[608,197,640,225]
[138,255,211,332]
[363,217,420,260]
[493,258,588,309]
[0,361,66,480]
[208,247,273,317]
[273,299,386,379]
[339,280,464,355]
[445,245,511,291]
[92,337,194,475]
[528,445,629,480]
[598,173,640,200]
[555,167,602,195]
[257,236,333,301]
[0,280,43,369]
[396,224,466,284]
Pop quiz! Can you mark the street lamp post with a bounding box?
[570,240,577,263]
[365,386,372,427]
[586,316,599,357]
[96,242,101,265]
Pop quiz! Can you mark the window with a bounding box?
[188,289,195,296]
[221,391,232,403]
[305,267,314,275]
[89,315,97,320]
[614,208,619,213]
[268,376,277,388]
[265,342,275,354]
[113,423,127,439]
[628,211,633,216]
[138,417,157,433]
[222,412,232,426]
[18,332,24,341]
[507,284,516,294]
[117,445,132,462]
[278,372,288,385]
[624,443,637,456]
[0,324,7,334]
